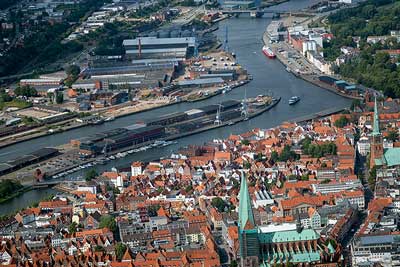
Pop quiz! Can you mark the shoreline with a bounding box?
[261,0,290,8]
[9,97,279,185]
[0,186,32,205]
[0,79,250,150]
[261,23,362,101]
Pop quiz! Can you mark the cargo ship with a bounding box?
[262,46,276,59]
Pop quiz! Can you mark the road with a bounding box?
[164,4,206,26]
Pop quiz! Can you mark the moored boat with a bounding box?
[262,45,276,59]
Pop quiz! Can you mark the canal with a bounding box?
[0,0,350,214]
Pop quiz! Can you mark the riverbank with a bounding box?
[261,0,290,8]
[0,186,32,205]
[262,17,363,101]
[3,96,277,185]
[0,78,251,150]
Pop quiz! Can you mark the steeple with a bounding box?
[238,171,255,231]
[370,97,384,168]
[372,97,380,136]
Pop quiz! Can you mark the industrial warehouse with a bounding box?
[75,125,165,156]
[73,100,241,156]
[122,37,196,60]
[72,36,197,92]
[76,59,178,91]
[0,148,59,176]
[72,97,276,157]
[318,76,364,96]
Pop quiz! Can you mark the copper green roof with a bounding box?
[259,229,320,243]
[261,251,321,266]
[372,97,380,136]
[327,241,335,254]
[238,171,255,231]
[374,157,385,166]
[291,252,321,263]
[383,148,400,167]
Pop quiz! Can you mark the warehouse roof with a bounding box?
[177,77,224,87]
[185,109,204,116]
[143,112,187,125]
[123,37,196,47]
[125,48,188,54]
[30,147,59,158]
[124,124,146,131]
[5,148,59,169]
[199,73,234,78]
[105,125,163,142]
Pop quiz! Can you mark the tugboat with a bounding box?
[288,96,300,105]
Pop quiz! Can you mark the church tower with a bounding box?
[370,98,384,168]
[238,172,260,267]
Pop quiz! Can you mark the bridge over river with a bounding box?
[33,178,85,190]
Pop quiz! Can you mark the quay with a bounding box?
[165,96,281,140]
[1,97,281,184]
[261,18,364,101]
[0,78,251,151]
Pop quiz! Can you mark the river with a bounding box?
[0,0,350,214]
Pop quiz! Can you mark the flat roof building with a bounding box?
[123,37,196,60]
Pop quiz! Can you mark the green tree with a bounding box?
[241,140,250,146]
[301,174,309,181]
[94,245,105,252]
[350,99,361,111]
[243,161,251,169]
[211,197,226,212]
[0,180,23,199]
[147,204,160,217]
[270,151,279,162]
[115,242,127,261]
[301,137,337,158]
[334,116,349,128]
[325,0,400,97]
[387,130,398,142]
[66,65,81,77]
[185,185,193,192]
[368,165,377,190]
[68,222,77,234]
[14,85,38,97]
[321,179,331,184]
[0,89,12,102]
[230,260,238,267]
[278,145,299,162]
[84,169,98,181]
[55,92,64,104]
[99,215,117,232]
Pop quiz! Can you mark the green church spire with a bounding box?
[238,171,255,231]
[372,97,380,136]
